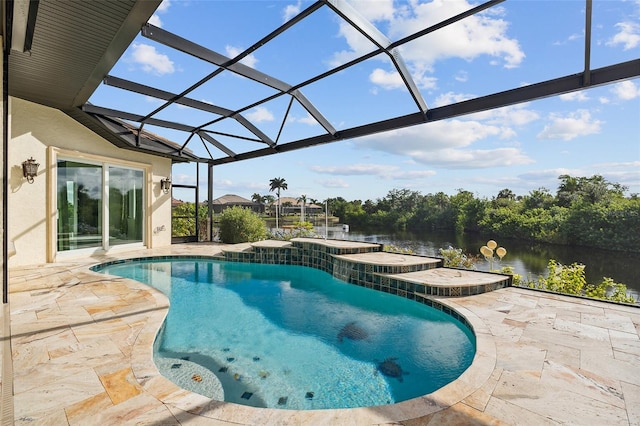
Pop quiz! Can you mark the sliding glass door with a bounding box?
[57,159,144,253]
[57,161,102,251]
[108,167,143,246]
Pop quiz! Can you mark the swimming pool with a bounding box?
[96,257,475,410]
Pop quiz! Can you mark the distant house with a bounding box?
[212,194,264,213]
[269,197,323,216]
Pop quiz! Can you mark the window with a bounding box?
[57,159,144,252]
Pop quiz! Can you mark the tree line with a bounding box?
[326,175,640,253]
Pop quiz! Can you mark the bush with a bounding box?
[218,206,267,243]
[439,246,476,269]
[518,259,636,304]
[383,244,414,254]
[269,221,317,240]
[500,266,523,286]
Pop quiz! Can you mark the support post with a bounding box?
[208,162,213,241]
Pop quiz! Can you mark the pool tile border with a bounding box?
[87,240,504,422]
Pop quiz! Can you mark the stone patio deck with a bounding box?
[2,242,639,425]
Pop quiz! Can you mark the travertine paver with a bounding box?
[389,268,508,287]
[293,237,380,249]
[333,251,441,266]
[4,242,640,425]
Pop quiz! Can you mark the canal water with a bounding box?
[316,226,640,299]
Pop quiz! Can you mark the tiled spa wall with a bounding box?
[221,240,510,299]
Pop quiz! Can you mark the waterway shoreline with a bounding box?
[316,226,640,298]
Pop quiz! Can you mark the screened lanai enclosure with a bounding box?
[4,0,640,251]
[80,0,638,165]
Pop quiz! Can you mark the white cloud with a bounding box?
[559,91,589,102]
[518,168,578,182]
[330,0,524,93]
[157,0,171,13]
[607,21,640,50]
[289,113,319,125]
[225,46,258,68]
[359,120,501,151]
[611,80,640,100]
[369,68,405,90]
[592,161,640,190]
[172,173,198,185]
[516,168,579,191]
[413,73,438,90]
[283,1,302,22]
[537,109,602,141]
[519,162,640,194]
[553,32,583,46]
[389,0,524,70]
[246,106,274,122]
[149,0,171,27]
[329,22,377,67]
[347,0,395,21]
[131,43,175,75]
[318,178,350,189]
[433,91,474,107]
[594,160,640,169]
[312,164,397,176]
[352,120,533,169]
[148,14,163,27]
[392,170,437,180]
[467,103,540,127]
[311,163,436,180]
[409,147,533,169]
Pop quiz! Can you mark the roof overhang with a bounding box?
[3,0,194,162]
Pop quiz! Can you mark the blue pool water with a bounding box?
[97,258,476,410]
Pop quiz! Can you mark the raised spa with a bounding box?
[96,258,475,410]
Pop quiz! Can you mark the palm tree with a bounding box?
[269,177,287,228]
[297,194,307,223]
[263,194,275,204]
[251,193,263,204]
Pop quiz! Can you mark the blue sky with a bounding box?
[89,0,640,203]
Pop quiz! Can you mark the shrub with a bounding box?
[439,246,476,269]
[383,244,414,254]
[218,206,267,243]
[500,266,523,286]
[518,259,636,304]
[269,221,317,241]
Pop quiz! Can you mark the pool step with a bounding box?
[378,267,511,298]
[219,238,511,297]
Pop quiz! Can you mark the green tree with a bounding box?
[421,192,454,230]
[172,202,207,239]
[450,189,486,234]
[494,188,517,208]
[522,187,554,210]
[341,200,367,226]
[218,206,266,243]
[557,174,626,206]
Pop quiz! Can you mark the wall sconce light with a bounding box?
[160,176,172,194]
[22,157,39,184]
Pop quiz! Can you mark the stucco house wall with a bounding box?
[8,97,173,267]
